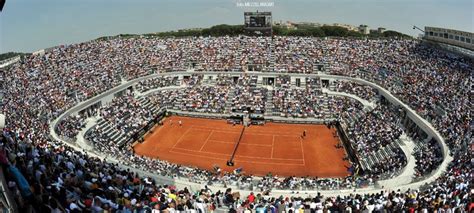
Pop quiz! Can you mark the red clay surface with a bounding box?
[134,116,350,177]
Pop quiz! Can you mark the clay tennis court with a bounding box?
[133,116,350,177]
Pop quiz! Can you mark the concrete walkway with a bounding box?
[137,85,185,97]
[377,133,417,188]
[322,88,377,111]
[75,116,99,151]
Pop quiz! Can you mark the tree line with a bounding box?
[0,52,31,62]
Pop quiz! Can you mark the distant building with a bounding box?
[293,22,322,27]
[331,23,359,32]
[273,21,297,30]
[273,21,390,36]
[424,27,473,51]
[358,25,370,35]
[274,21,360,31]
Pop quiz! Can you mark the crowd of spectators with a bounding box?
[270,76,328,118]
[190,37,240,72]
[273,37,322,73]
[85,94,157,155]
[0,36,471,212]
[327,39,472,210]
[0,133,232,212]
[413,138,443,179]
[148,90,182,111]
[328,39,471,170]
[0,131,470,212]
[56,115,86,141]
[332,80,378,101]
[179,85,230,113]
[148,87,229,114]
[136,76,180,93]
[347,105,402,154]
[100,94,154,138]
[272,88,324,118]
[239,37,272,72]
[327,96,364,119]
[345,105,405,177]
[142,74,363,120]
[230,75,267,114]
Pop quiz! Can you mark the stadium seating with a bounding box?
[0,36,471,212]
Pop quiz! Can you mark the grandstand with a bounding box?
[0,33,472,212]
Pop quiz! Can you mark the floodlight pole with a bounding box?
[412,25,425,33]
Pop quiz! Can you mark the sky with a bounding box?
[0,0,472,53]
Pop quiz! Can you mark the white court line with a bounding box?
[172,147,304,161]
[199,130,214,151]
[172,147,231,157]
[169,150,305,166]
[189,125,240,132]
[147,125,166,152]
[244,132,299,137]
[192,125,304,138]
[238,142,273,147]
[169,150,229,160]
[148,123,164,139]
[208,140,273,147]
[194,127,299,137]
[171,127,194,149]
[271,135,275,159]
[190,125,301,137]
[235,154,303,161]
[167,125,306,166]
[245,127,312,135]
[300,137,306,166]
[246,130,306,135]
[207,140,235,144]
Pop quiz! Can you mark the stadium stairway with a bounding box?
[264,89,274,117]
[225,87,236,113]
[323,61,331,73]
[377,133,417,188]
[137,96,155,112]
[322,93,331,118]
[328,82,336,91]
[268,42,276,72]
[314,58,332,74]
[358,138,407,173]
[305,61,313,74]
[74,116,98,151]
[249,75,258,87]
[137,96,162,116]
[93,117,130,149]
[233,45,243,72]
[313,62,319,73]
